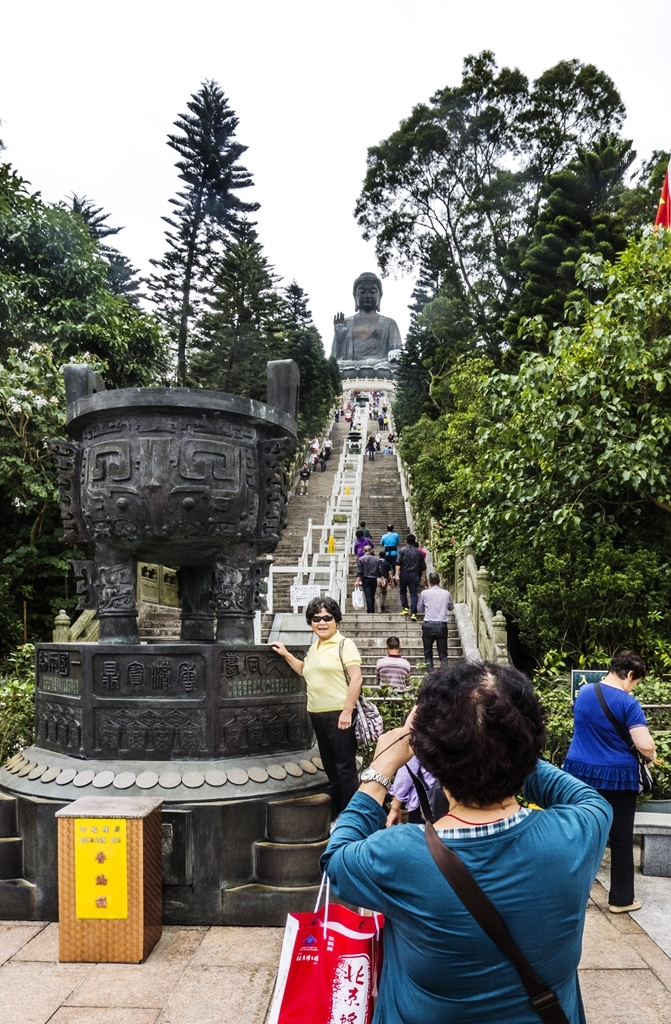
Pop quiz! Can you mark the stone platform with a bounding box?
[0,642,331,926]
[0,877,670,1024]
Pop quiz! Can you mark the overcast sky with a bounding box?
[1,0,669,348]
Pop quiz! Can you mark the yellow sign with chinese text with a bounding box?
[74,818,128,919]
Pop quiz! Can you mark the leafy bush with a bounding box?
[0,643,35,761]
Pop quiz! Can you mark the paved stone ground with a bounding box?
[0,878,670,1024]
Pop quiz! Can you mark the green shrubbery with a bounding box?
[0,644,35,761]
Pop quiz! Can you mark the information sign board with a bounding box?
[74,818,128,919]
[290,585,322,606]
[570,669,607,703]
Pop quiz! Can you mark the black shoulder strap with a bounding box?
[594,682,636,753]
[407,767,569,1024]
[338,639,350,684]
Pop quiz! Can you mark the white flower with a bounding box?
[34,397,48,407]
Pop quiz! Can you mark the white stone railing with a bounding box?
[454,544,510,665]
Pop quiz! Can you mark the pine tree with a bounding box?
[69,195,142,303]
[281,282,340,438]
[506,135,634,350]
[149,81,259,383]
[191,220,283,399]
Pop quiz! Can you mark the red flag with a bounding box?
[655,168,671,228]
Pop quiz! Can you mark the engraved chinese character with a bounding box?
[114,825,120,832]
[91,827,98,833]
[38,651,49,673]
[151,661,171,690]
[95,874,108,886]
[80,826,87,833]
[178,661,196,692]
[246,654,261,674]
[100,661,120,690]
[223,653,241,678]
[95,897,107,909]
[127,661,145,691]
[57,652,69,676]
[102,826,109,833]
[95,852,106,863]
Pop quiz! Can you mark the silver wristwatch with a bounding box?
[360,767,392,790]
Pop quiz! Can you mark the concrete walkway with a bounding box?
[1,875,671,1024]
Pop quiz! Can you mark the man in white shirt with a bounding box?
[417,572,454,671]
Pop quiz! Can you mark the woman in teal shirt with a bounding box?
[322,662,611,1024]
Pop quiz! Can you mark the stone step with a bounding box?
[254,839,328,887]
[0,878,38,920]
[266,793,331,844]
[0,795,17,839]
[221,883,320,927]
[0,838,23,880]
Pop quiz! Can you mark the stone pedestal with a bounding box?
[0,642,329,925]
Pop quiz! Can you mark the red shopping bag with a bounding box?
[267,877,384,1024]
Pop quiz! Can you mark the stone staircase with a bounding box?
[0,789,37,919]
[139,408,464,679]
[222,791,330,925]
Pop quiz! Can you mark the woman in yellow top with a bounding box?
[270,597,363,819]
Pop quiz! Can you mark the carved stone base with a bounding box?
[34,642,310,761]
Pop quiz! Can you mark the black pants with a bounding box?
[362,577,377,613]
[597,787,637,906]
[385,554,397,576]
[422,621,448,669]
[399,571,420,614]
[310,710,359,818]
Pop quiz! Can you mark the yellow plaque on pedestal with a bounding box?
[74,818,128,919]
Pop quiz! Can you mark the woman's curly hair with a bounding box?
[411,661,545,807]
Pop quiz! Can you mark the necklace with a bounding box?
[443,807,517,827]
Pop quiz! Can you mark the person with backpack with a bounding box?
[375,550,392,611]
[395,534,426,619]
[380,524,400,579]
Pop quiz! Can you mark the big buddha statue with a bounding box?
[332,272,402,379]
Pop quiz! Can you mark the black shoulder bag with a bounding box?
[593,681,653,795]
[407,766,570,1024]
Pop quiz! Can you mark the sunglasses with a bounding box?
[311,614,334,623]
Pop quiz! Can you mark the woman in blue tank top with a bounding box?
[564,650,655,913]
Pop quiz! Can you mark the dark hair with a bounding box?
[379,550,386,559]
[411,662,545,807]
[304,596,342,626]
[387,523,394,530]
[406,534,416,545]
[609,650,647,681]
[355,529,363,539]
[386,636,400,649]
[428,572,440,586]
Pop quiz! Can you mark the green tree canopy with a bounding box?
[505,135,635,350]
[69,194,142,303]
[356,52,625,360]
[0,165,165,387]
[149,80,259,383]
[401,230,671,665]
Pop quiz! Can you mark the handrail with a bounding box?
[454,544,510,664]
[267,404,366,614]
